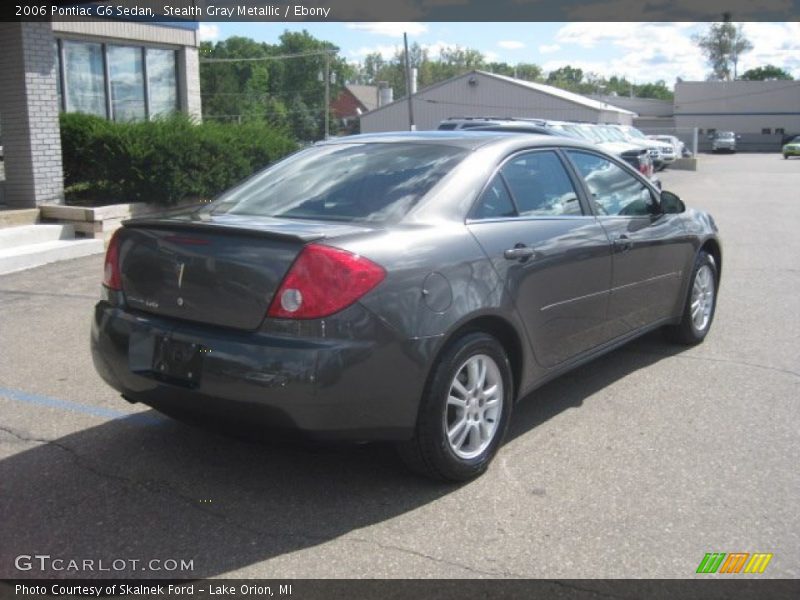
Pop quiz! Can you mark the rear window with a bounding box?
[209,143,467,223]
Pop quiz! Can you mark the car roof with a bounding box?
[317,130,585,151]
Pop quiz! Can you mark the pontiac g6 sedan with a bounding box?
[91,132,721,481]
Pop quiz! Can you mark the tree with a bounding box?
[200,31,350,140]
[740,65,794,81]
[546,65,583,90]
[514,63,543,82]
[693,17,753,80]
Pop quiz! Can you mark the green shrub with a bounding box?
[59,113,297,205]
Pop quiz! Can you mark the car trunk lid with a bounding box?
[118,214,373,330]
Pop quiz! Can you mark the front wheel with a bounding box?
[664,251,718,345]
[397,332,513,481]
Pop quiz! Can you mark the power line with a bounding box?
[200,49,338,63]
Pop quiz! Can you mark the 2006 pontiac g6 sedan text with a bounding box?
[91,131,721,481]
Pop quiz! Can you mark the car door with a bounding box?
[467,149,615,368]
[565,149,694,334]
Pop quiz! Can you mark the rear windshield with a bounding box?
[209,142,467,223]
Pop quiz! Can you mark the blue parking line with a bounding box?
[0,387,163,425]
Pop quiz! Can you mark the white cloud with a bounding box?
[738,22,800,78]
[539,44,561,54]
[551,23,708,83]
[549,21,800,82]
[348,44,403,61]
[498,40,525,50]
[345,22,428,38]
[484,50,501,62]
[198,24,220,42]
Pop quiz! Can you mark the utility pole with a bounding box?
[324,51,330,140]
[403,32,415,131]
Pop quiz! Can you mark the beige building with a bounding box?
[360,70,635,133]
[674,81,800,151]
[0,20,202,208]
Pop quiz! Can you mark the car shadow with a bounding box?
[1,332,683,579]
[508,330,685,441]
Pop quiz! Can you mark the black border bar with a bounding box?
[2,579,800,600]
[3,0,800,22]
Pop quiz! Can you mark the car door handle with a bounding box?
[504,245,536,261]
[613,235,634,252]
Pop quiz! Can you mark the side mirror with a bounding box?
[660,191,685,214]
[736,134,742,140]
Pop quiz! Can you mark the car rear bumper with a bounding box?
[783,147,800,155]
[91,301,430,441]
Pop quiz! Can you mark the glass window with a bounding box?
[54,41,62,110]
[473,174,516,219]
[108,45,145,121]
[501,151,582,216]
[63,41,106,117]
[567,151,656,217]
[211,143,467,224]
[147,48,178,118]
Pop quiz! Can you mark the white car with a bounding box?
[649,135,684,161]
[610,125,674,170]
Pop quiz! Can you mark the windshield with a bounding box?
[717,132,735,139]
[624,127,648,140]
[790,136,800,144]
[602,127,628,142]
[209,142,467,223]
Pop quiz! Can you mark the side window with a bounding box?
[501,151,582,216]
[473,174,516,219]
[566,151,656,217]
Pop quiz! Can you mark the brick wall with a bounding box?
[0,22,64,208]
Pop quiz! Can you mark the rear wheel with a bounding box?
[397,332,513,481]
[664,251,718,345]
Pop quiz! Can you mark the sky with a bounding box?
[197,22,800,85]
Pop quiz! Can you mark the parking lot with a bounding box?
[0,153,798,579]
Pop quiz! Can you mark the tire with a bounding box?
[664,251,718,345]
[397,332,513,482]
[784,154,789,160]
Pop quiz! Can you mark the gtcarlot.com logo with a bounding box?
[696,552,773,574]
[14,554,194,573]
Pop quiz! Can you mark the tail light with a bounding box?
[103,229,123,290]
[267,244,386,319]
[638,155,653,178]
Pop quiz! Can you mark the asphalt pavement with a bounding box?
[1,153,798,579]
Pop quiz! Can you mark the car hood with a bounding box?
[597,141,646,155]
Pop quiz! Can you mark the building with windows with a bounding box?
[0,20,201,209]
[674,81,800,151]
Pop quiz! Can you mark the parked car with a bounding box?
[608,125,673,171]
[438,118,658,187]
[782,135,800,159]
[710,131,739,153]
[92,131,722,481]
[648,135,682,164]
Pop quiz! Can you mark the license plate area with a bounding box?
[152,335,205,387]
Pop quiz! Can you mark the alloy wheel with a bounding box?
[444,354,503,460]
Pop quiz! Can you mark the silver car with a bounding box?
[711,131,738,153]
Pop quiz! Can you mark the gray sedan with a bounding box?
[91,132,721,481]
